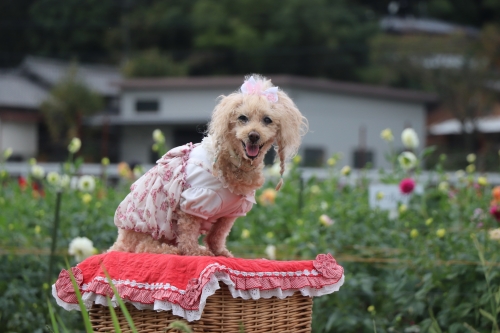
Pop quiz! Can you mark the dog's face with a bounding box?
[228,96,279,163]
[209,75,308,174]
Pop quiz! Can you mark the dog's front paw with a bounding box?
[180,245,215,257]
[212,248,233,258]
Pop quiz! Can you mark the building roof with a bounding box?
[118,75,438,103]
[0,72,48,109]
[380,16,480,37]
[20,56,122,96]
[429,116,500,135]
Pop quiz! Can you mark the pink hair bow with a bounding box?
[240,76,279,103]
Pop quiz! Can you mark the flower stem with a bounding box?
[47,190,63,289]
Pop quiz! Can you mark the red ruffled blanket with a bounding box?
[53,252,344,321]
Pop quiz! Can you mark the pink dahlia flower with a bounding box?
[399,178,415,194]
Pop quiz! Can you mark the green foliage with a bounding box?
[3,0,500,82]
[122,48,189,78]
[1,138,500,332]
[167,321,193,333]
[228,159,500,332]
[0,174,123,332]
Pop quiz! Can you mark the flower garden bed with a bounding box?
[1,129,500,332]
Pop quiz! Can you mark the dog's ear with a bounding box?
[273,91,308,190]
[208,93,243,150]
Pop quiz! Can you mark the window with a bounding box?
[303,147,325,167]
[150,149,161,164]
[173,125,207,147]
[135,99,159,112]
[353,149,374,168]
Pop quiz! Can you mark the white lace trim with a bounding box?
[200,135,234,192]
[83,263,322,292]
[200,135,216,164]
[52,284,81,312]
[52,269,345,322]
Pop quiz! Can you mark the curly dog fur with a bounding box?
[109,74,307,257]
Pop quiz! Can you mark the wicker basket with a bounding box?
[89,284,313,333]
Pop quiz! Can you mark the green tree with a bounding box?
[40,65,103,145]
[0,0,37,66]
[188,0,377,80]
[28,0,120,62]
[106,0,377,80]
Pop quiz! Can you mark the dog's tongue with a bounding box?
[246,144,260,157]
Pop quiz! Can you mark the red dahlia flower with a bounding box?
[490,205,500,222]
[18,176,27,190]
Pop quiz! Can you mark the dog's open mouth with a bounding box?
[242,142,263,159]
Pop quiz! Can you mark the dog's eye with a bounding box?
[238,115,248,122]
[263,117,272,124]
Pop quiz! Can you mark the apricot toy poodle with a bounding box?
[109,74,308,257]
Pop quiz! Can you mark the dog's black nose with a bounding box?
[248,131,260,143]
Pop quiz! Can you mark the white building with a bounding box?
[88,76,436,168]
[0,56,122,161]
[0,73,47,160]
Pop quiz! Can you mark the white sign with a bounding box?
[368,184,423,210]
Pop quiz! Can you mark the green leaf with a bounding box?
[101,264,139,333]
[66,262,94,333]
[479,309,499,328]
[239,321,246,333]
[56,315,69,333]
[73,157,84,172]
[420,146,437,159]
[167,321,193,333]
[106,296,122,333]
[463,322,481,333]
[46,300,60,333]
[428,308,443,333]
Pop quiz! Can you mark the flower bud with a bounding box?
[380,128,394,142]
[152,129,165,143]
[401,128,419,149]
[340,165,351,176]
[3,147,12,159]
[398,152,417,170]
[68,138,81,154]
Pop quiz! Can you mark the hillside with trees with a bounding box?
[1,0,500,85]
